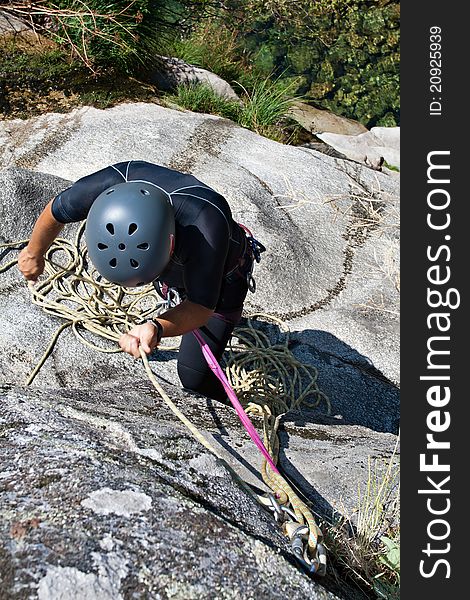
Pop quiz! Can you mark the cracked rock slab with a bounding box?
[0,385,343,600]
[0,103,399,597]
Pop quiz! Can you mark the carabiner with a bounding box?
[280,504,298,522]
[267,493,283,521]
[248,237,266,263]
[247,273,256,293]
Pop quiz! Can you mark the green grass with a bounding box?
[383,161,400,172]
[323,440,400,598]
[236,76,300,137]
[1,35,299,145]
[164,76,300,143]
[168,23,245,84]
[163,83,242,120]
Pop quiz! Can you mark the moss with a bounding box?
[215,0,400,128]
[287,45,321,74]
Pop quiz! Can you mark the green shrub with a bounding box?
[164,77,299,143]
[4,1,222,72]
[168,23,245,84]
[164,83,241,121]
[236,76,300,136]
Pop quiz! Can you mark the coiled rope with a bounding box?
[225,315,330,561]
[0,224,330,574]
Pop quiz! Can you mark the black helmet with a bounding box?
[85,181,175,287]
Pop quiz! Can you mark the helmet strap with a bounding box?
[169,233,175,258]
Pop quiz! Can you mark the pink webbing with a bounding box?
[193,329,280,474]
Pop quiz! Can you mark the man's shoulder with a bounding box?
[126,161,214,194]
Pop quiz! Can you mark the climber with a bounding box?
[18,160,265,401]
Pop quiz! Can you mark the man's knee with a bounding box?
[177,362,226,401]
[177,362,207,392]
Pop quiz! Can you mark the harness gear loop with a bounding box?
[225,224,266,292]
[154,281,182,309]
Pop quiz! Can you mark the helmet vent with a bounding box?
[137,242,149,250]
[130,258,139,268]
[106,189,114,195]
[109,258,117,267]
[140,189,150,196]
[97,243,108,250]
[106,223,115,235]
[128,223,138,235]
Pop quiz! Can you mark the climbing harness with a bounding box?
[225,224,266,293]
[1,227,329,576]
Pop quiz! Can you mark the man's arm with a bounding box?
[119,300,213,358]
[18,165,124,283]
[155,300,214,338]
[18,199,65,282]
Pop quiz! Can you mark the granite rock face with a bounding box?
[0,104,400,387]
[0,384,346,600]
[0,104,399,598]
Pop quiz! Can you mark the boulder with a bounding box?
[0,383,347,600]
[289,102,368,136]
[0,10,29,35]
[146,56,240,101]
[318,127,400,169]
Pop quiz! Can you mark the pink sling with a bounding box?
[192,329,280,474]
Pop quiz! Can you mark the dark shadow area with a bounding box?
[0,241,27,263]
[154,316,400,435]
[204,395,268,489]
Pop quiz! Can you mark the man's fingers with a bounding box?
[121,335,151,358]
[141,329,156,354]
[120,334,139,358]
[129,338,140,358]
[141,342,151,354]
[119,326,157,358]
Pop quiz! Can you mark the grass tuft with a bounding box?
[164,75,300,143]
[163,83,242,120]
[322,438,400,598]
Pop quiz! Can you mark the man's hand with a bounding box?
[18,247,45,283]
[119,322,161,358]
[18,199,64,283]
